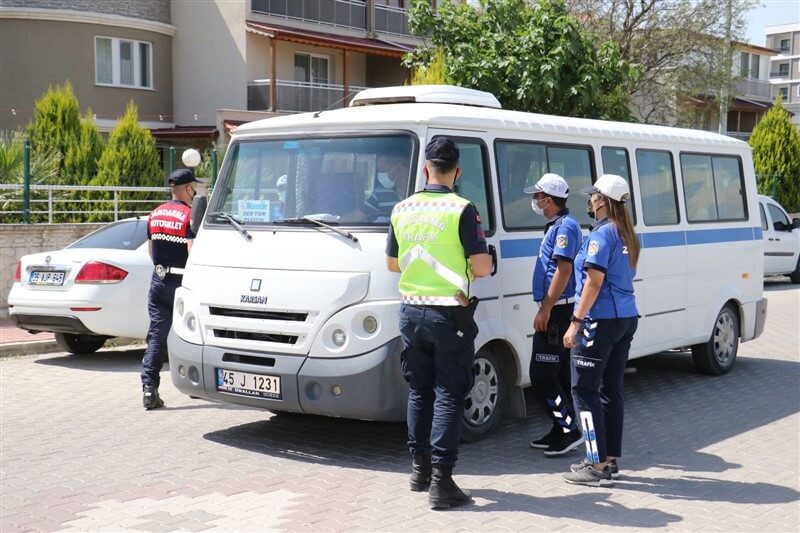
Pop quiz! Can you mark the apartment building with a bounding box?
[765,22,800,128]
[0,0,177,138]
[723,41,779,140]
[171,0,429,146]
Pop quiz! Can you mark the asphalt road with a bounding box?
[1,280,798,531]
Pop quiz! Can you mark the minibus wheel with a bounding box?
[691,304,739,375]
[55,333,107,355]
[461,349,507,442]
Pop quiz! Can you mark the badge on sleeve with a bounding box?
[556,235,568,249]
[588,241,600,256]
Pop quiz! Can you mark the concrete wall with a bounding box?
[1,0,170,24]
[0,18,173,131]
[171,0,248,127]
[0,224,105,316]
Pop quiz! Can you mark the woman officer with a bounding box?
[561,174,640,487]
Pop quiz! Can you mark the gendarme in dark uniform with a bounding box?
[141,168,199,410]
[386,137,491,510]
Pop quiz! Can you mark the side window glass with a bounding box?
[712,157,746,220]
[446,138,494,233]
[767,204,790,230]
[681,154,718,222]
[601,147,636,223]
[546,146,594,227]
[760,204,768,230]
[636,150,679,225]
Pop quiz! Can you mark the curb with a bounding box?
[0,338,145,358]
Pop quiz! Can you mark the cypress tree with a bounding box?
[749,98,800,212]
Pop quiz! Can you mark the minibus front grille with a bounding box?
[212,329,298,344]
[209,306,308,322]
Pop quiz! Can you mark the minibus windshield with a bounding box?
[211,134,416,227]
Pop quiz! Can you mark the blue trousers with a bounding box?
[399,305,475,467]
[570,316,638,463]
[141,273,181,388]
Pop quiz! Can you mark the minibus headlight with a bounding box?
[362,315,378,334]
[332,328,347,347]
[186,313,197,332]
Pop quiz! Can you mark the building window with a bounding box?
[749,54,759,78]
[95,37,153,89]
[778,63,789,76]
[796,85,800,98]
[779,86,789,100]
[294,53,330,85]
[779,38,790,52]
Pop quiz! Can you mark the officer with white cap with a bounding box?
[524,173,583,456]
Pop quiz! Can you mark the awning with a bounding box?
[686,95,792,116]
[223,120,249,133]
[149,126,219,140]
[246,20,415,57]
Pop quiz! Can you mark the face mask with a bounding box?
[531,197,545,216]
[377,172,394,189]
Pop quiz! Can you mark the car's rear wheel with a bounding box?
[789,256,800,284]
[55,333,106,355]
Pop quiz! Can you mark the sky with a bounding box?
[744,0,800,46]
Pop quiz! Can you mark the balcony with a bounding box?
[725,131,752,141]
[770,70,790,78]
[251,0,413,37]
[736,78,772,100]
[247,79,369,113]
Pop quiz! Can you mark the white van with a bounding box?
[758,194,800,282]
[169,86,767,441]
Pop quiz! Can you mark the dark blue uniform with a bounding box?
[141,200,195,389]
[387,184,487,466]
[570,218,638,464]
[529,209,582,439]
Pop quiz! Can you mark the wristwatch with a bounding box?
[570,314,584,325]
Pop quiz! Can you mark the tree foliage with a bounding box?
[404,0,640,120]
[94,102,162,188]
[26,81,82,177]
[410,48,450,85]
[749,98,800,212]
[565,0,757,125]
[64,109,105,185]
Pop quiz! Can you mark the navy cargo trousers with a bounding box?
[570,316,638,463]
[399,304,475,467]
[141,273,182,388]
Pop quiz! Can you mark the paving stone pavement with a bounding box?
[1,281,798,532]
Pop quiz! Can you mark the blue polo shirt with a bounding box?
[532,209,582,302]
[574,218,638,319]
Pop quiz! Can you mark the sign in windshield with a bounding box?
[212,134,416,226]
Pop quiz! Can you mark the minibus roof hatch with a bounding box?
[350,85,502,109]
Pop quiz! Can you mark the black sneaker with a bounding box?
[543,430,583,457]
[529,427,558,449]
[143,385,165,410]
[570,458,620,479]
[563,463,613,487]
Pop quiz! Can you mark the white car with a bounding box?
[758,195,800,283]
[9,218,153,354]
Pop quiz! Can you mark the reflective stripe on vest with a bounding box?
[392,192,471,306]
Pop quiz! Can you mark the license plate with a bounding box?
[29,271,66,286]
[216,368,282,400]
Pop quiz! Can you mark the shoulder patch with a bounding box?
[556,235,568,248]
[588,241,600,256]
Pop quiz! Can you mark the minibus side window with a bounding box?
[447,138,495,234]
[495,141,594,229]
[680,153,747,222]
[759,203,768,230]
[601,147,637,223]
[635,150,679,226]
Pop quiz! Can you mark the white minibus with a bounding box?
[169,85,767,441]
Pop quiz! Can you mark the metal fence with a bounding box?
[0,184,170,224]
[247,79,369,112]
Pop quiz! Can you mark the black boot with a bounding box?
[428,465,472,510]
[410,453,432,492]
[143,385,165,410]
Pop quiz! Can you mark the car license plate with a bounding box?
[29,271,66,286]
[216,368,282,400]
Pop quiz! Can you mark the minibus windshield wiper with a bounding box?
[274,216,359,243]
[209,211,252,242]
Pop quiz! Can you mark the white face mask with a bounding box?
[531,197,545,216]
[377,172,394,189]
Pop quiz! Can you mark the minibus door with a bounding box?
[425,131,503,337]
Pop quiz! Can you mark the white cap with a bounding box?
[523,173,569,198]
[581,174,630,203]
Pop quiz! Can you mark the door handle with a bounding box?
[768,238,774,241]
[775,238,781,241]
[488,244,498,276]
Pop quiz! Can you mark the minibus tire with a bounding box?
[55,332,106,355]
[461,349,507,442]
[789,257,800,284]
[691,304,739,375]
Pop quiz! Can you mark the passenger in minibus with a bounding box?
[526,173,584,457]
[386,137,491,510]
[562,174,640,487]
[353,146,411,222]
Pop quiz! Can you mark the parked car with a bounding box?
[9,218,153,354]
[758,195,800,283]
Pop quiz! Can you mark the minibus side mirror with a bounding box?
[191,194,208,234]
[792,218,800,230]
